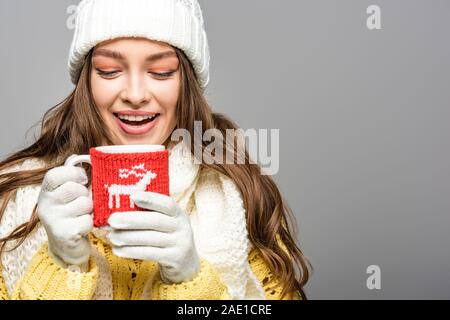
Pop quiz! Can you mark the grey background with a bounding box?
[1,0,449,299]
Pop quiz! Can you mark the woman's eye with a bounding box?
[149,71,175,79]
[95,69,175,79]
[95,68,120,78]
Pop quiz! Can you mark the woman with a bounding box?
[0,0,311,300]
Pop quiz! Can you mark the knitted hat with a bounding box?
[68,0,210,89]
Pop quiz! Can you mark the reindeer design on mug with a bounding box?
[104,163,157,209]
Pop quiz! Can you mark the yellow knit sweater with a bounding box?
[0,233,300,300]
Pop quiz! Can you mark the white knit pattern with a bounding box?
[190,170,266,299]
[0,142,265,299]
[68,0,210,89]
[105,164,157,209]
[0,159,48,297]
[177,0,205,27]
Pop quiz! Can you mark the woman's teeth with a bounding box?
[114,113,159,126]
[117,114,157,121]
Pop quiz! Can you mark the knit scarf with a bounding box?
[0,141,265,299]
[165,140,266,299]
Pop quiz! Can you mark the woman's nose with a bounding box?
[120,74,152,106]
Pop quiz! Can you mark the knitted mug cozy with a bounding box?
[89,148,169,227]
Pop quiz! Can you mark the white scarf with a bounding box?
[167,141,266,299]
[0,141,265,299]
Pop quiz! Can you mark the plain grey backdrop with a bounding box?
[1,0,449,299]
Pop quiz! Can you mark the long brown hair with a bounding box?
[0,46,312,299]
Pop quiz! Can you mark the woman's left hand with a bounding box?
[107,191,201,284]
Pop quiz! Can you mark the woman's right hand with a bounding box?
[37,165,94,268]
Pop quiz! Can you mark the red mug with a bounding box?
[64,145,169,228]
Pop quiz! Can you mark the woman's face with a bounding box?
[90,37,181,146]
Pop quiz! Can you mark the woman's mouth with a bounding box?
[113,112,161,135]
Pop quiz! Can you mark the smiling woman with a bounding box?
[0,0,311,301]
[89,38,181,145]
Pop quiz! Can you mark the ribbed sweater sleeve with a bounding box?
[149,258,230,300]
[10,242,99,300]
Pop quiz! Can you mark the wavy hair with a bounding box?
[0,46,312,299]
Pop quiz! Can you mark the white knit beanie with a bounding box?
[68,0,210,90]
